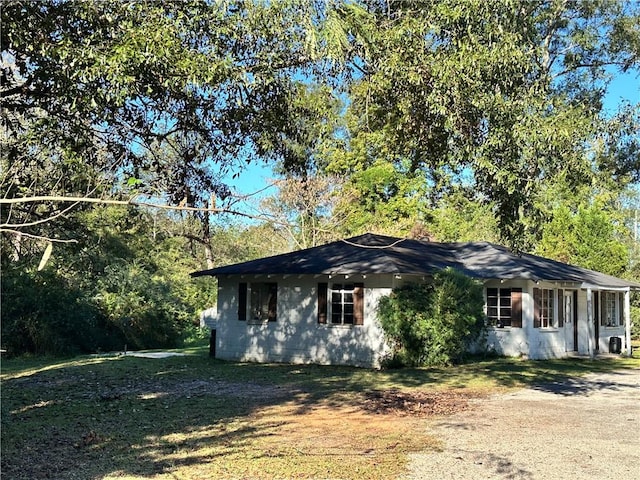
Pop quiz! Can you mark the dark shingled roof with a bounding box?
[191,233,640,289]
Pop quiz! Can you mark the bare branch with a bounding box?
[0,195,200,210]
[0,229,79,244]
[1,200,81,228]
[0,194,293,227]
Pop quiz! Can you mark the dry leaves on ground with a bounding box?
[362,389,481,417]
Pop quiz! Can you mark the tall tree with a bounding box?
[260,174,345,249]
[1,0,341,253]
[535,193,630,277]
[326,0,640,249]
[0,0,349,355]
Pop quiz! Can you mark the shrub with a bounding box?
[377,268,485,366]
[1,268,122,356]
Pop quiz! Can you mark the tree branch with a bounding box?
[553,60,627,80]
[0,229,78,244]
[0,194,292,227]
[0,76,34,98]
[1,200,81,228]
[0,195,209,210]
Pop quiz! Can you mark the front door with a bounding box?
[564,291,577,352]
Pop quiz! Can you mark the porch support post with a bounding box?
[624,288,632,356]
[587,287,595,359]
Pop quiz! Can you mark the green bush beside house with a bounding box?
[378,268,485,367]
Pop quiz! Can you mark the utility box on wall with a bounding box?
[609,336,622,354]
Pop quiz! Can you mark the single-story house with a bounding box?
[191,233,638,367]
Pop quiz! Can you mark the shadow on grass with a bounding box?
[1,355,293,479]
[1,353,638,479]
[527,368,639,396]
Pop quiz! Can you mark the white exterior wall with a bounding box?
[600,325,626,353]
[213,274,394,368]
[576,289,628,355]
[484,280,584,359]
[528,281,569,359]
[588,290,628,354]
[483,281,629,359]
[482,279,531,358]
[576,291,590,356]
[204,274,628,366]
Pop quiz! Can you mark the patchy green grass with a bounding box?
[2,350,638,479]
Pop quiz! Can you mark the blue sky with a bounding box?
[603,69,639,114]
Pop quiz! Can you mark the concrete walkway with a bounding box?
[122,351,188,359]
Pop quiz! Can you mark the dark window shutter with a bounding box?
[557,289,564,327]
[353,283,364,325]
[618,293,624,326]
[593,291,600,325]
[533,288,541,328]
[238,282,247,321]
[268,283,277,322]
[511,288,522,328]
[573,290,579,350]
[318,283,328,324]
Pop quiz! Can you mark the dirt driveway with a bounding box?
[405,369,640,480]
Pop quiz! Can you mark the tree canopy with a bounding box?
[2,0,639,355]
[326,0,640,248]
[1,0,340,243]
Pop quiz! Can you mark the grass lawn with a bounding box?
[2,349,639,479]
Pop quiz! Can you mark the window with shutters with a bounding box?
[318,282,364,326]
[486,287,522,328]
[238,282,277,323]
[533,288,555,328]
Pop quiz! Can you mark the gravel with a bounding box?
[404,369,640,480]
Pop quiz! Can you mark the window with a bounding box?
[238,282,277,322]
[317,282,364,325]
[486,288,522,328]
[603,293,616,326]
[251,282,277,322]
[487,288,511,327]
[533,288,555,328]
[601,292,622,327]
[331,283,355,325]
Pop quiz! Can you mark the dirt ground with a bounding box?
[8,353,637,480]
[404,369,640,480]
